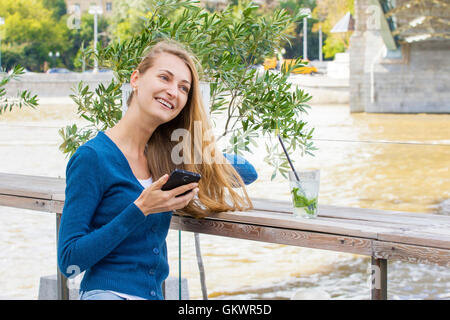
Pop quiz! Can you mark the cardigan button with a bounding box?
[150,290,156,297]
[151,226,158,233]
[153,248,160,255]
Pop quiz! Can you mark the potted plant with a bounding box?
[59,0,317,180]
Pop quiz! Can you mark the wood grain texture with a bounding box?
[170,215,373,256]
[1,173,449,267]
[0,173,66,200]
[0,194,64,214]
[372,240,450,267]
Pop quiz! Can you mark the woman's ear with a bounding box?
[130,70,140,91]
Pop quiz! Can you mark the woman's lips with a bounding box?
[155,97,174,110]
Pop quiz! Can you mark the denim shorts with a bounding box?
[79,290,126,300]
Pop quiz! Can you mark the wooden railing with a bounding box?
[1,172,449,300]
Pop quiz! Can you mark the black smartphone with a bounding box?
[161,169,201,197]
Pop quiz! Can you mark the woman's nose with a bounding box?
[166,83,178,97]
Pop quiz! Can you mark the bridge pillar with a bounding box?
[349,0,450,113]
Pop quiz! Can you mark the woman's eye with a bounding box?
[181,86,189,93]
[160,75,169,81]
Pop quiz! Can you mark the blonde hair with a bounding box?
[129,39,253,218]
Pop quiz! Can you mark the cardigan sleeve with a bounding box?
[223,153,258,185]
[57,146,145,278]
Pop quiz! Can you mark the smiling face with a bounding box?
[130,53,193,125]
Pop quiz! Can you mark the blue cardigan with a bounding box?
[57,131,257,300]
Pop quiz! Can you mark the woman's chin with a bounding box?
[154,110,178,125]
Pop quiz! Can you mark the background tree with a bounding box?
[279,0,320,60]
[69,13,110,71]
[0,0,69,71]
[0,0,110,71]
[108,0,153,42]
[42,0,67,19]
[312,0,354,59]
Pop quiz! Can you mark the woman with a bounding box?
[57,40,257,300]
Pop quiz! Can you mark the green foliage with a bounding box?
[278,0,321,60]
[312,0,354,59]
[69,14,110,71]
[291,187,317,215]
[322,35,347,59]
[0,0,110,71]
[0,65,39,114]
[109,0,198,42]
[0,0,69,71]
[59,0,317,180]
[42,0,67,19]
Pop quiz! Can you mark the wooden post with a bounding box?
[371,257,387,300]
[56,213,69,300]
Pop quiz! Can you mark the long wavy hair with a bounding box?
[128,39,253,218]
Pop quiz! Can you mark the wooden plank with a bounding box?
[251,198,293,213]
[55,213,69,300]
[51,200,64,214]
[208,209,399,239]
[318,216,450,243]
[0,173,449,257]
[0,194,56,213]
[372,240,450,267]
[318,216,410,232]
[0,194,64,214]
[319,205,450,228]
[170,215,373,256]
[0,172,65,200]
[377,230,450,250]
[371,258,388,300]
[252,197,450,226]
[52,193,65,202]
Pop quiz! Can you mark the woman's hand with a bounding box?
[134,174,199,216]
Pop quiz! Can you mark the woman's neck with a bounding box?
[105,108,158,159]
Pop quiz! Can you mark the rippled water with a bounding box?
[0,99,449,299]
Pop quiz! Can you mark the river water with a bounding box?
[0,98,449,300]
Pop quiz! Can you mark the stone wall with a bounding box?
[3,73,114,98]
[369,40,450,113]
[349,0,450,113]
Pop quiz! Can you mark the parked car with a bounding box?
[263,57,318,74]
[282,59,318,74]
[83,68,113,73]
[263,57,277,70]
[47,68,72,74]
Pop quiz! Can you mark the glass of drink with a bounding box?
[288,170,320,219]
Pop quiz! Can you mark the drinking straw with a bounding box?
[277,134,300,182]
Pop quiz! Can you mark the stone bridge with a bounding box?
[349,0,450,113]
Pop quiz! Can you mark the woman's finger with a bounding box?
[170,182,198,197]
[171,187,199,209]
[149,174,169,190]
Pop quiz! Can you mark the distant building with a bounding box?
[202,0,279,10]
[64,0,279,16]
[65,0,115,17]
